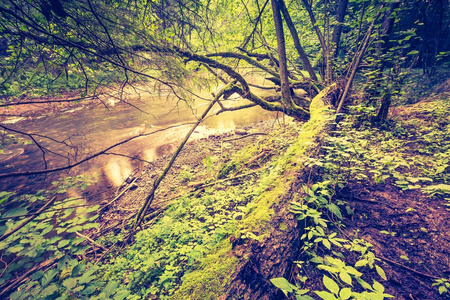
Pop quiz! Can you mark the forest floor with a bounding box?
[342,95,450,299]
[2,84,448,300]
[90,85,450,299]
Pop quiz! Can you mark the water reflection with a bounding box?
[0,79,281,191]
[103,159,133,187]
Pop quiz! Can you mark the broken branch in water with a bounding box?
[0,122,197,180]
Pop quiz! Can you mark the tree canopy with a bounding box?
[1,0,447,121]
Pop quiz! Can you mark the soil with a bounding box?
[340,183,450,299]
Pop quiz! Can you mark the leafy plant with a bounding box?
[432,278,450,296]
[0,175,99,299]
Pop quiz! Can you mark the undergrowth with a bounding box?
[271,92,450,299]
[3,90,448,299]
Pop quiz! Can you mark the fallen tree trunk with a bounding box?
[218,86,335,299]
[171,85,336,300]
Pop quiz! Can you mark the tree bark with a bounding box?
[271,0,292,107]
[301,0,326,51]
[278,0,318,81]
[373,2,400,121]
[375,93,391,122]
[331,0,348,57]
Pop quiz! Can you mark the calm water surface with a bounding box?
[0,83,281,194]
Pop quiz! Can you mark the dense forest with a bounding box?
[0,0,449,299]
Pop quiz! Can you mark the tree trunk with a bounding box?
[271,0,292,107]
[331,0,348,57]
[301,0,326,51]
[371,2,400,120]
[278,0,318,81]
[375,93,391,122]
[376,3,400,63]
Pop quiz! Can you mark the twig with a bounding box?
[379,255,440,280]
[0,257,58,297]
[132,81,236,229]
[0,122,196,179]
[105,177,138,208]
[0,201,104,221]
[0,95,101,107]
[191,169,261,190]
[75,232,108,252]
[0,197,56,242]
[235,150,271,175]
[336,8,383,114]
[94,242,118,266]
[343,196,381,204]
[223,132,269,143]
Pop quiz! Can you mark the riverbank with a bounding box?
[94,118,287,232]
[2,87,449,299]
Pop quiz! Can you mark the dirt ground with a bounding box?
[341,183,450,299]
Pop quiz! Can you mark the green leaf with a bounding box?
[8,245,24,253]
[41,284,58,297]
[30,271,45,280]
[2,207,28,218]
[104,280,118,297]
[310,256,323,264]
[339,272,352,286]
[315,291,338,300]
[114,289,130,300]
[375,265,387,280]
[356,278,373,291]
[72,264,84,277]
[58,239,71,248]
[355,259,367,267]
[438,285,448,295]
[63,277,77,290]
[41,224,54,236]
[82,223,98,230]
[270,277,294,292]
[339,287,352,300]
[41,269,58,287]
[327,203,342,220]
[322,239,331,250]
[323,275,339,295]
[78,269,97,285]
[81,284,97,295]
[407,50,419,56]
[372,281,385,293]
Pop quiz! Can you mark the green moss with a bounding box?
[172,92,332,298]
[171,240,239,300]
[239,178,289,234]
[279,223,288,231]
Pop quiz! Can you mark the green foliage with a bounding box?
[0,175,99,299]
[432,278,450,295]
[103,185,252,298]
[178,166,193,183]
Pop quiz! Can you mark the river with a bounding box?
[0,82,281,195]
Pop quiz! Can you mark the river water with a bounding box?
[0,82,281,195]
